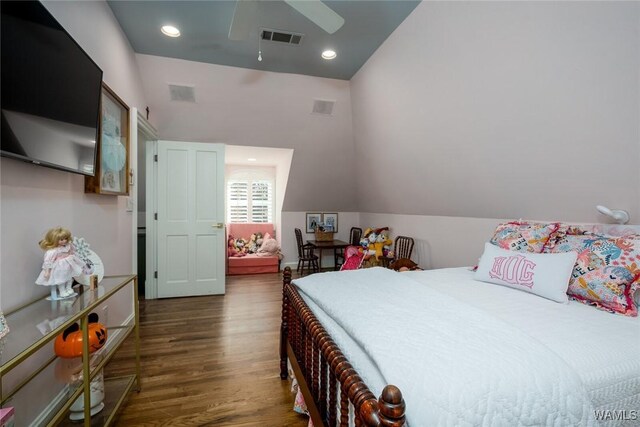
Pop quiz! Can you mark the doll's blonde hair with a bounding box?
[39,227,72,250]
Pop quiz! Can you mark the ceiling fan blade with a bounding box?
[284,0,345,34]
[228,0,258,40]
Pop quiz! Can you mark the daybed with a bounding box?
[227,223,280,275]
[279,222,640,426]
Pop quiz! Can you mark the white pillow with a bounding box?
[474,242,577,303]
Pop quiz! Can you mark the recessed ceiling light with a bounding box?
[161,25,181,37]
[322,50,337,60]
[248,158,257,162]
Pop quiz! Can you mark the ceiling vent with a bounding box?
[168,84,196,102]
[312,99,335,115]
[261,28,303,45]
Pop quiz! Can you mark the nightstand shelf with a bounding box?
[0,275,140,426]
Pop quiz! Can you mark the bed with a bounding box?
[279,224,640,427]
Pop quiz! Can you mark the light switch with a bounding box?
[126,197,134,212]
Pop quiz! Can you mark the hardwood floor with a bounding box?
[106,272,309,426]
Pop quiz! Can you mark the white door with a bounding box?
[157,140,225,298]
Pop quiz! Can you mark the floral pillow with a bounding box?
[549,233,640,316]
[490,221,560,253]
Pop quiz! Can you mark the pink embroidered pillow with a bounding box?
[549,233,640,316]
[475,243,577,303]
[490,221,560,253]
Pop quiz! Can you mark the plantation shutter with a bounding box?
[226,171,274,224]
[228,180,249,223]
[251,180,273,223]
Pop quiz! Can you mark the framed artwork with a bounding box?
[306,212,322,233]
[323,213,338,233]
[0,312,9,339]
[85,83,130,196]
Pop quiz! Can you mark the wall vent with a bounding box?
[261,28,303,45]
[312,99,335,115]
[168,84,196,102]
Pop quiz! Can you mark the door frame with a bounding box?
[136,114,158,298]
[145,139,158,299]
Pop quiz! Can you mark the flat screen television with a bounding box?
[1,1,103,176]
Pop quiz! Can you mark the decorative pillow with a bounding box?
[549,233,640,316]
[257,233,279,256]
[490,221,561,253]
[475,243,577,303]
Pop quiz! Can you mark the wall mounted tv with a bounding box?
[1,1,103,176]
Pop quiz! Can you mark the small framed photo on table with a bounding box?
[323,213,338,233]
[306,213,322,233]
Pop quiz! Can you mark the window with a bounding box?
[226,167,275,223]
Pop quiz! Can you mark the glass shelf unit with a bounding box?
[0,275,140,427]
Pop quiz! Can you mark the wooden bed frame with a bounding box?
[279,267,406,426]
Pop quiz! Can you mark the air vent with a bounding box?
[312,99,335,115]
[168,84,196,102]
[261,28,303,45]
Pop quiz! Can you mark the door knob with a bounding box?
[212,223,224,229]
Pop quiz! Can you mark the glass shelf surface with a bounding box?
[1,275,135,372]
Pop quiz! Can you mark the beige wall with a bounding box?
[1,1,146,311]
[351,1,640,224]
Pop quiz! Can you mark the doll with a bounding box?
[35,227,85,300]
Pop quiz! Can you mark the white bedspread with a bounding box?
[293,267,639,426]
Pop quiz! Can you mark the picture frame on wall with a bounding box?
[306,213,322,233]
[85,83,130,196]
[322,213,338,233]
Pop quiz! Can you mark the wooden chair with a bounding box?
[335,227,363,269]
[393,235,415,260]
[295,228,319,275]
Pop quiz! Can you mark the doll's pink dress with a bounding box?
[35,244,86,287]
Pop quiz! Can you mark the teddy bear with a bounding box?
[371,228,392,260]
[227,235,246,257]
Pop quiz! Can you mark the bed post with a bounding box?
[280,266,292,380]
[378,385,406,426]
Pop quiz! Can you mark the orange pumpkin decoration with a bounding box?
[54,313,107,359]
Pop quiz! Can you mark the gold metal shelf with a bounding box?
[0,275,140,426]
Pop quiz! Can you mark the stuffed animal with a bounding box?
[389,258,422,272]
[247,233,259,253]
[235,238,248,254]
[257,232,280,257]
[227,235,246,257]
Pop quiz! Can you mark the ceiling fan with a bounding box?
[228,0,345,41]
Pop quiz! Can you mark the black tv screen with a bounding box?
[1,1,103,176]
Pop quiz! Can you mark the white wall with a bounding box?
[351,1,640,224]
[135,54,357,213]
